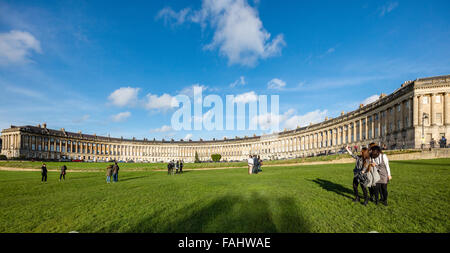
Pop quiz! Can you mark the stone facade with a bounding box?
[1,75,449,162]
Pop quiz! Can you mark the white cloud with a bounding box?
[379,2,399,16]
[157,0,286,66]
[283,109,328,129]
[230,76,246,87]
[0,30,42,65]
[254,109,328,131]
[150,125,173,133]
[108,87,140,107]
[179,84,209,98]
[362,94,380,105]
[267,78,286,89]
[111,111,131,122]
[184,133,193,140]
[145,93,179,110]
[156,7,192,26]
[233,91,258,103]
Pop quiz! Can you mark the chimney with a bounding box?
[341,111,345,116]
[380,93,387,99]
[42,123,47,128]
[359,104,364,108]
[325,117,328,121]
[37,124,41,128]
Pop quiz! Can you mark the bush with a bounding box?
[0,155,7,160]
[194,152,200,163]
[211,154,221,162]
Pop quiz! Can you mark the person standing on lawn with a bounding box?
[252,155,259,174]
[345,146,370,205]
[112,162,120,182]
[247,155,254,175]
[59,165,67,181]
[106,165,113,183]
[41,163,48,183]
[179,160,184,174]
[370,146,392,206]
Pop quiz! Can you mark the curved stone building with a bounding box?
[1,75,449,162]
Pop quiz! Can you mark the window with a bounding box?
[436,113,442,124]
[397,105,401,112]
[436,96,441,103]
[423,97,428,104]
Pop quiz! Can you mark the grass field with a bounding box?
[0,158,449,233]
[0,149,420,171]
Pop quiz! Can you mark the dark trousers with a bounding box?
[59,174,65,180]
[41,174,47,182]
[368,186,375,200]
[375,183,388,203]
[353,177,368,200]
[180,167,183,173]
[113,173,118,182]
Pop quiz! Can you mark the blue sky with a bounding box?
[0,0,449,141]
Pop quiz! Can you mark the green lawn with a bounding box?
[0,150,421,171]
[0,158,449,233]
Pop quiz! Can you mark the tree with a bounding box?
[194,151,200,163]
[211,154,222,162]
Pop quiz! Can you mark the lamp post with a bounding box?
[421,113,429,150]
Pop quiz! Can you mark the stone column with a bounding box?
[430,94,435,125]
[445,92,450,125]
[413,96,419,126]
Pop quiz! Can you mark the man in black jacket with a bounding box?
[59,165,67,181]
[112,162,120,182]
[41,163,47,182]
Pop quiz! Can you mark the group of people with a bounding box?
[430,136,447,148]
[247,155,263,174]
[167,160,184,175]
[40,163,67,182]
[346,143,392,206]
[106,162,120,183]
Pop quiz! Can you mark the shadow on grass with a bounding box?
[310,178,354,200]
[126,193,310,233]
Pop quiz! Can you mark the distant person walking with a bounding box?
[257,155,262,173]
[59,165,67,181]
[252,155,259,174]
[167,161,172,175]
[41,163,47,182]
[112,162,120,182]
[179,160,184,174]
[430,138,436,149]
[439,136,447,148]
[247,155,254,175]
[106,165,113,183]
